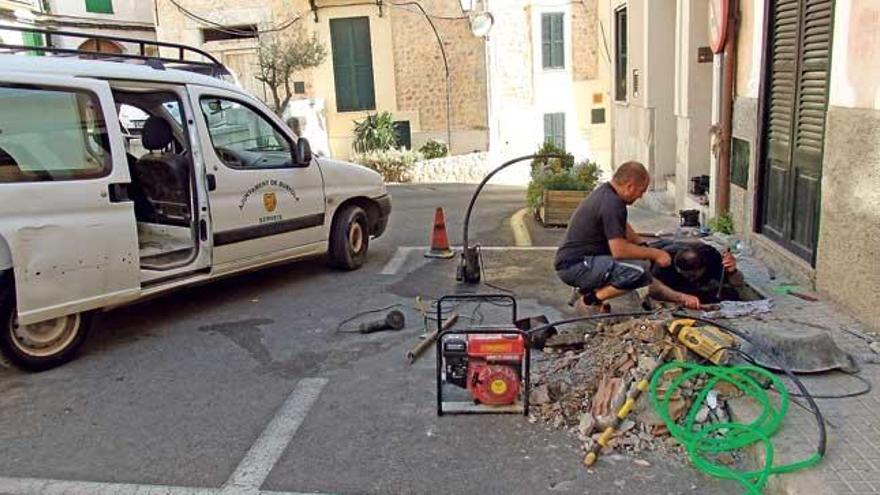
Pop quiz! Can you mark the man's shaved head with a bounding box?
[610,161,649,204]
[612,161,649,186]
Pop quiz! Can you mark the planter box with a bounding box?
[539,190,588,227]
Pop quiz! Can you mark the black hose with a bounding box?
[524,311,827,458]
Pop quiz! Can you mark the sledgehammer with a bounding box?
[584,346,671,467]
[406,312,459,364]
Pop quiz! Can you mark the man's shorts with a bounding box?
[556,256,652,292]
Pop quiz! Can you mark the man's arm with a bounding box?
[608,238,671,266]
[625,223,643,244]
[649,278,702,309]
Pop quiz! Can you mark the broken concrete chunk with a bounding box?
[531,384,551,405]
[578,413,597,437]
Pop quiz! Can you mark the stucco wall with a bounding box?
[815,107,880,331]
[829,0,880,111]
[735,0,764,100]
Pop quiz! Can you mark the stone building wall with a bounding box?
[571,0,598,82]
[390,0,488,134]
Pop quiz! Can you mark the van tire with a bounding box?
[329,205,369,270]
[0,278,91,372]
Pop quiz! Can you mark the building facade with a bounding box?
[604,0,880,330]
[154,0,490,159]
[485,0,611,180]
[0,0,155,53]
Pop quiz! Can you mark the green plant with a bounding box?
[530,141,575,179]
[526,143,601,207]
[352,148,423,182]
[707,213,735,235]
[419,139,448,160]
[353,112,398,153]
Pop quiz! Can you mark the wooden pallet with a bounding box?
[539,190,588,227]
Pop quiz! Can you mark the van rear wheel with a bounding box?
[329,205,369,270]
[0,283,90,371]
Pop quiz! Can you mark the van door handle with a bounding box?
[206,174,217,191]
[108,183,130,202]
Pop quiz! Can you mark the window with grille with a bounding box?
[541,13,564,69]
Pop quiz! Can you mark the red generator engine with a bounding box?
[442,330,526,406]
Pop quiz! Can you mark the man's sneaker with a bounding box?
[567,287,582,307]
[574,298,611,316]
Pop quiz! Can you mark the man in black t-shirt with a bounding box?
[651,241,744,305]
[555,161,675,314]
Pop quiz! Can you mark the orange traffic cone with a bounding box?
[425,207,455,259]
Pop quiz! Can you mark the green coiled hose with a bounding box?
[649,361,822,494]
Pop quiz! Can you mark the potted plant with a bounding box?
[526,142,601,227]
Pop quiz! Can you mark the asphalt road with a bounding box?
[0,184,737,494]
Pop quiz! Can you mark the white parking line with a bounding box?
[223,378,327,491]
[379,246,421,275]
[0,378,329,495]
[379,246,556,276]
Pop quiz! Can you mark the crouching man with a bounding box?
[650,241,744,305]
[554,161,677,314]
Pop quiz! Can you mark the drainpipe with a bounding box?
[717,0,738,215]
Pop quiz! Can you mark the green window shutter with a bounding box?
[542,13,564,69]
[330,17,375,112]
[790,0,832,252]
[22,31,44,56]
[85,0,113,14]
[544,113,565,149]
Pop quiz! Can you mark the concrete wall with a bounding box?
[609,0,676,202]
[672,0,712,211]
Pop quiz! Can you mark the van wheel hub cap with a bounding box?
[350,222,364,253]
[9,313,80,357]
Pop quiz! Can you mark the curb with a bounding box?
[510,207,532,247]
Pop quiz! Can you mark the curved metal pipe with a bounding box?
[462,153,569,250]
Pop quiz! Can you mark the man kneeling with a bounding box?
[554,161,675,314]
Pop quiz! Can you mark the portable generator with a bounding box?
[436,294,530,416]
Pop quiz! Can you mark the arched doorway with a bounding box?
[78,38,124,54]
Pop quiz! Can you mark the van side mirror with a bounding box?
[294,137,312,167]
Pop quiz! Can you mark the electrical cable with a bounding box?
[168,0,303,35]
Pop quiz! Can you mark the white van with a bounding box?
[0,34,391,370]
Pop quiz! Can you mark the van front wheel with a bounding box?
[0,284,90,371]
[329,205,369,270]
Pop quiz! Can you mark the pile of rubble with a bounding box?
[529,317,741,465]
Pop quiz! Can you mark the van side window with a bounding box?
[0,85,111,183]
[199,97,292,170]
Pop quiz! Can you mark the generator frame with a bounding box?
[435,293,530,416]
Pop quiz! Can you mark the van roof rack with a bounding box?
[0,26,232,79]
